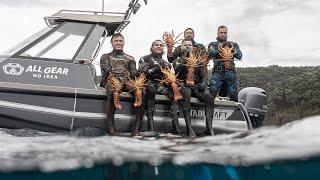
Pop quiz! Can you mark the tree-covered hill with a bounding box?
[237,66,320,125]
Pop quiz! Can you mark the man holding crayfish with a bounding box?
[100,33,146,136]
[166,28,206,63]
[138,40,192,136]
[207,25,243,102]
[138,40,170,132]
[172,39,215,136]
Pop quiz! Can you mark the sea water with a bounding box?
[0,116,320,179]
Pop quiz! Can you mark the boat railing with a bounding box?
[235,102,253,130]
[56,9,125,16]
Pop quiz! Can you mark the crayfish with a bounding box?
[195,47,209,65]
[218,42,234,69]
[128,73,148,107]
[107,74,123,109]
[158,66,183,102]
[184,48,207,86]
[163,30,183,48]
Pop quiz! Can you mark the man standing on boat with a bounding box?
[166,28,206,63]
[173,39,215,136]
[100,33,145,136]
[208,25,242,102]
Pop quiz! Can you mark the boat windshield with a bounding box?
[0,28,51,57]
[17,22,93,61]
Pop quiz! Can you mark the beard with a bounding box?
[185,35,194,40]
[151,51,164,58]
[181,47,192,57]
[216,36,227,42]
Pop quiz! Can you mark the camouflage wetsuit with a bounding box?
[100,50,144,135]
[208,41,242,102]
[173,50,215,136]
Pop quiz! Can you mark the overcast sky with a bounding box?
[0,0,319,67]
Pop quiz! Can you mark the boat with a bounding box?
[0,1,267,134]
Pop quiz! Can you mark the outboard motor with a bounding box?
[238,87,267,128]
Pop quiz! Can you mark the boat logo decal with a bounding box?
[3,63,24,76]
[25,65,69,80]
[190,109,234,120]
[2,63,70,80]
[214,109,234,120]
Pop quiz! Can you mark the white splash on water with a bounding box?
[0,115,320,172]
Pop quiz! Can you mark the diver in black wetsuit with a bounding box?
[138,40,170,132]
[173,39,215,136]
[166,28,206,63]
[139,40,196,136]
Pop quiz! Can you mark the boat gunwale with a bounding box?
[0,81,240,107]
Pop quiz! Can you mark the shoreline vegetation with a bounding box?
[237,65,320,125]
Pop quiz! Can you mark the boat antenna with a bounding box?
[115,0,148,33]
[102,0,105,13]
[124,0,148,20]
